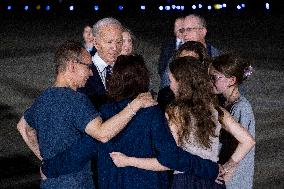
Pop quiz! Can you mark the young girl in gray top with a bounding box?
[210,54,255,189]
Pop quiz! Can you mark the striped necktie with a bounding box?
[105,65,112,88]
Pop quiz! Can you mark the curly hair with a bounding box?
[107,55,150,101]
[167,57,220,149]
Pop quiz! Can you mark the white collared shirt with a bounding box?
[176,38,183,49]
[92,53,113,88]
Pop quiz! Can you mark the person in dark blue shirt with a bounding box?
[41,55,220,189]
[17,41,155,189]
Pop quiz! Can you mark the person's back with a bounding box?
[24,87,95,188]
[98,101,170,189]
[177,108,222,163]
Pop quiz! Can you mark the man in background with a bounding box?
[183,14,220,57]
[158,14,222,109]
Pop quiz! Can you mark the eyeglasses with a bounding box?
[184,27,203,32]
[76,60,93,70]
[178,28,185,33]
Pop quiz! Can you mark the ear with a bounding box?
[93,37,99,50]
[202,27,207,37]
[229,76,237,86]
[66,60,76,73]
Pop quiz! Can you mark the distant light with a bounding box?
[94,5,99,11]
[214,4,222,10]
[223,3,227,8]
[198,4,202,9]
[7,5,12,11]
[172,5,176,10]
[176,6,180,10]
[165,6,170,11]
[36,5,41,10]
[241,4,245,8]
[237,5,241,10]
[265,3,270,10]
[118,5,123,11]
[180,6,185,10]
[159,6,163,11]
[192,5,197,10]
[140,5,145,10]
[207,5,212,10]
[46,5,51,11]
[24,6,29,11]
[69,6,74,11]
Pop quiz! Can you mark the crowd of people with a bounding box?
[17,14,256,189]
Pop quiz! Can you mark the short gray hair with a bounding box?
[55,41,84,74]
[185,14,207,28]
[93,17,123,37]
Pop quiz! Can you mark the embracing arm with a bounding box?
[42,93,156,178]
[110,152,169,171]
[41,135,97,178]
[17,116,42,160]
[85,92,156,143]
[152,108,219,178]
[221,107,255,164]
[162,112,219,179]
[110,149,219,178]
[110,107,219,178]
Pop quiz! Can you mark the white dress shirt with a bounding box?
[92,53,113,88]
[176,38,183,50]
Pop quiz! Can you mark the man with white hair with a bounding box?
[78,17,124,108]
[183,14,220,57]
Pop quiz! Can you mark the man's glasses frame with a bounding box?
[178,27,204,33]
[76,60,93,70]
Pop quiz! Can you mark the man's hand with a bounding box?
[17,116,42,160]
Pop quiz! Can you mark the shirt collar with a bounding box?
[92,52,110,73]
[176,38,182,44]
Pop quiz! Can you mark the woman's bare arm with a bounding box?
[110,152,170,171]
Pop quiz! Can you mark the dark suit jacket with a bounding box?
[158,38,176,77]
[77,63,109,109]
